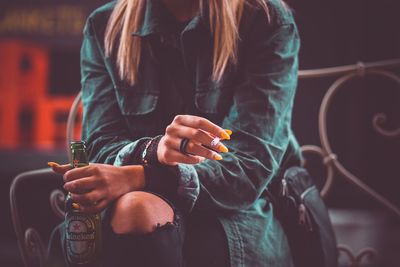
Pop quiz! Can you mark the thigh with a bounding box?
[184,212,230,267]
[109,191,175,235]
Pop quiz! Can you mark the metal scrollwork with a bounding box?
[298,59,400,266]
[337,244,377,267]
[297,59,400,217]
[317,69,400,219]
[372,113,400,138]
[300,145,335,198]
[66,90,82,161]
[24,228,46,267]
[50,189,66,219]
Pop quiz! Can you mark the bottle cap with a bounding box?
[70,140,86,149]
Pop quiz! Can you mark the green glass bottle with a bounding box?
[65,141,101,266]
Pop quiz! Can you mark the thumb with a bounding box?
[48,162,72,174]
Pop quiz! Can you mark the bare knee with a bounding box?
[110,191,174,235]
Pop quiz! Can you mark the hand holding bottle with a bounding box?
[49,162,145,214]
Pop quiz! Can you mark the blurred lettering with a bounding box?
[0,6,85,37]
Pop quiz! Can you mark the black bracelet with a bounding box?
[141,135,163,165]
[141,139,153,165]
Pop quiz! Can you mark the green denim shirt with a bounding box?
[80,0,301,266]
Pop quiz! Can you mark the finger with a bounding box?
[196,131,229,153]
[173,115,231,140]
[48,162,72,174]
[224,129,233,136]
[169,125,212,145]
[70,191,102,206]
[63,165,93,182]
[186,142,224,160]
[166,137,225,159]
[167,125,229,153]
[79,199,108,214]
[164,149,206,165]
[64,177,96,194]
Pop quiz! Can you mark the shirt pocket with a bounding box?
[114,86,159,115]
[114,85,161,136]
[194,83,233,117]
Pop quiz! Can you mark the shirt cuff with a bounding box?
[113,138,150,166]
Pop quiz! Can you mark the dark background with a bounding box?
[289,0,400,210]
[1,0,399,266]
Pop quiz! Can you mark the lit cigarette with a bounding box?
[210,137,221,147]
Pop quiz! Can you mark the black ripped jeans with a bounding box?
[47,203,230,267]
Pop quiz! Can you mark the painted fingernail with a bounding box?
[224,129,233,136]
[72,203,80,210]
[214,154,223,161]
[220,131,231,140]
[47,162,59,167]
[218,144,229,153]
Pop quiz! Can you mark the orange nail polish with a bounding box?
[214,154,223,161]
[72,203,80,210]
[220,131,231,140]
[47,162,59,167]
[224,129,233,136]
[218,144,229,153]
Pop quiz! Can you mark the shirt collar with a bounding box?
[131,0,208,37]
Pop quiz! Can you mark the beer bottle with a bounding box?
[65,141,101,266]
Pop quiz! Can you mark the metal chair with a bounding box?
[9,92,81,267]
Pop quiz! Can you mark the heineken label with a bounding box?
[65,213,97,264]
[72,157,88,168]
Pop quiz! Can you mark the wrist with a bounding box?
[121,165,145,191]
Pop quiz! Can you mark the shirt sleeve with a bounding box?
[80,17,148,164]
[177,12,301,212]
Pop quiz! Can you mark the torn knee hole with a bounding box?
[154,221,177,231]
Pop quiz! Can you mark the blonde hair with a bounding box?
[105,0,269,85]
